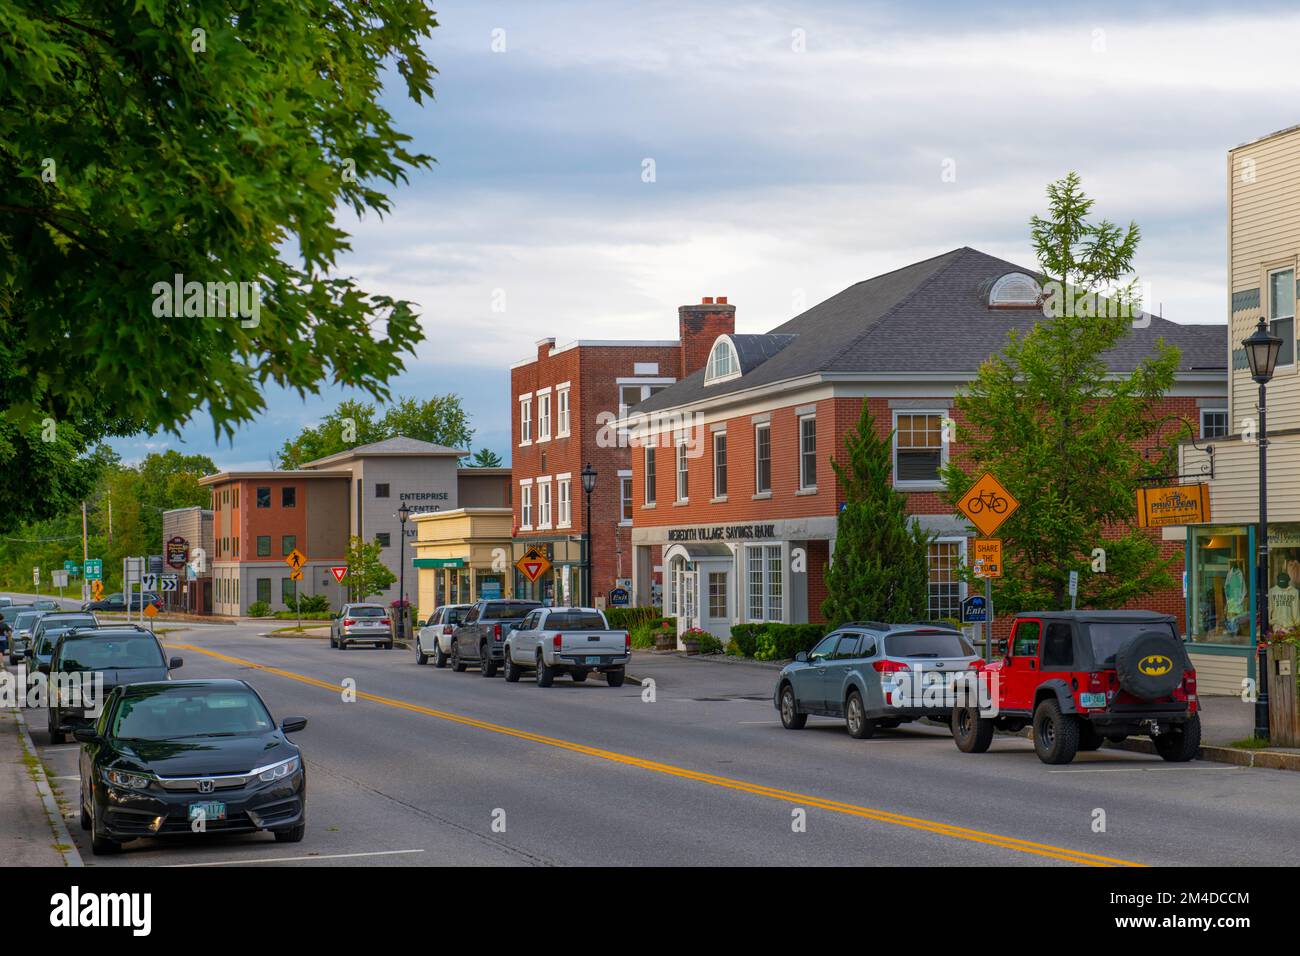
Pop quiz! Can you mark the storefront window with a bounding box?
[1189,526,1251,645]
[1266,526,1300,633]
[476,571,504,601]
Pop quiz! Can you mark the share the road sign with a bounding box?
[515,547,551,583]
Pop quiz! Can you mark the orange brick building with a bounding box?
[625,248,1227,642]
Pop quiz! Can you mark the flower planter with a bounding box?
[682,638,700,656]
[654,631,676,651]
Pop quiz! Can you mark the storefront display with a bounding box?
[1188,526,1252,645]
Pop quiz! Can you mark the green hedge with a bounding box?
[629,615,677,649]
[272,611,335,620]
[604,606,659,630]
[729,622,828,660]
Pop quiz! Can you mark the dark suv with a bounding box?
[952,610,1200,765]
[449,599,542,677]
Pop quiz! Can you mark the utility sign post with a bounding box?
[285,549,307,629]
[959,475,1019,659]
[1069,570,1079,610]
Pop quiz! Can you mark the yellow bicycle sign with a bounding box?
[958,472,1020,537]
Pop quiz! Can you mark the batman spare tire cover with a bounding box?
[1114,630,1183,700]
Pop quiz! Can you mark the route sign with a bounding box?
[957,472,1020,538]
[960,594,989,624]
[63,560,80,577]
[84,559,103,581]
[972,538,1003,578]
[330,566,348,584]
[285,548,307,573]
[515,546,552,583]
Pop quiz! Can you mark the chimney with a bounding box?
[536,337,555,361]
[679,296,735,377]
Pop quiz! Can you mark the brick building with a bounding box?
[509,300,734,606]
[625,247,1227,643]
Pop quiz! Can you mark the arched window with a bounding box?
[988,272,1042,308]
[705,337,740,384]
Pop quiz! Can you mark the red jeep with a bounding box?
[951,610,1200,765]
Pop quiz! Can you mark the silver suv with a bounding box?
[415,604,472,667]
[329,603,393,650]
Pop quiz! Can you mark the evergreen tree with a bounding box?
[822,405,932,627]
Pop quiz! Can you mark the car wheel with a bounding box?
[1077,723,1105,752]
[479,644,497,677]
[571,669,588,683]
[79,791,90,832]
[48,717,65,746]
[384,642,394,650]
[605,668,625,688]
[450,642,466,673]
[503,655,522,683]
[844,690,875,739]
[1153,714,1201,763]
[415,637,429,665]
[434,644,449,668]
[329,633,337,648]
[952,705,994,753]
[536,654,555,688]
[274,823,306,843]
[1032,699,1080,765]
[89,803,121,856]
[778,684,806,730]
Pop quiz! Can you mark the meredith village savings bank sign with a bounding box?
[667,524,778,543]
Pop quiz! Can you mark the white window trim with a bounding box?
[713,429,728,500]
[536,477,553,530]
[704,336,742,385]
[928,537,968,621]
[518,395,533,447]
[675,437,689,503]
[536,390,552,443]
[1267,266,1296,370]
[617,377,677,419]
[618,469,633,526]
[557,477,572,528]
[892,409,948,490]
[556,384,571,438]
[644,444,657,508]
[1199,407,1228,439]
[743,542,786,624]
[754,422,771,495]
[519,480,534,530]
[798,413,817,492]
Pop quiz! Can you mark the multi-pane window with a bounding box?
[256,486,271,508]
[708,572,727,618]
[746,545,783,622]
[558,479,571,527]
[282,487,296,508]
[281,578,296,607]
[621,476,633,522]
[1269,268,1295,367]
[713,432,728,498]
[754,424,771,494]
[375,483,390,498]
[256,535,271,557]
[520,397,533,443]
[927,540,963,621]
[799,416,817,489]
[256,578,271,605]
[557,387,570,436]
[895,412,944,484]
[520,484,533,528]
[676,440,689,501]
[375,532,390,548]
[538,392,552,440]
[706,340,736,381]
[282,534,297,556]
[668,557,681,616]
[644,446,656,505]
[1201,409,1228,439]
[538,481,552,528]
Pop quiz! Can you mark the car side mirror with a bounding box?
[73,729,99,744]
[169,656,184,670]
[280,716,308,734]
[794,651,808,663]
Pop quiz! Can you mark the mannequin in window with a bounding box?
[1270,570,1300,631]
[1224,561,1246,618]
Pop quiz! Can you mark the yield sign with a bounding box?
[956,471,1020,538]
[330,566,348,584]
[514,546,552,583]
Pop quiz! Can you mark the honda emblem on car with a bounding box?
[197,778,215,794]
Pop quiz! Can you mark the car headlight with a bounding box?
[256,756,300,783]
[104,769,151,790]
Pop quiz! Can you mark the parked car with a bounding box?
[414,604,472,667]
[29,611,100,672]
[449,599,542,676]
[0,596,11,607]
[33,598,60,611]
[503,606,631,687]
[47,625,181,744]
[7,608,47,665]
[775,622,981,739]
[951,610,1200,765]
[81,591,162,613]
[329,603,393,650]
[76,678,308,854]
[0,603,34,654]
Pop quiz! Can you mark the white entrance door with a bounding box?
[679,566,698,633]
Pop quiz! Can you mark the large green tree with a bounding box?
[0,0,438,520]
[941,172,1184,613]
[345,535,396,602]
[822,405,932,627]
[277,395,474,467]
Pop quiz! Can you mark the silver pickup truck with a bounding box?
[503,607,630,687]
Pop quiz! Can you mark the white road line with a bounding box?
[163,848,426,867]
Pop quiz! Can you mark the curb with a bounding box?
[1110,736,1300,770]
[13,708,82,867]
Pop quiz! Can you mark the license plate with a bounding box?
[585,655,602,665]
[188,801,226,822]
[1079,692,1106,708]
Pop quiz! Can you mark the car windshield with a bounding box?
[14,612,43,630]
[41,616,96,637]
[885,631,974,658]
[112,686,274,740]
[545,611,607,630]
[1088,622,1179,666]
[0,606,31,623]
[348,606,386,618]
[446,608,468,624]
[483,603,540,620]
[58,635,164,672]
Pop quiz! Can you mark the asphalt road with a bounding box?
[10,606,1300,867]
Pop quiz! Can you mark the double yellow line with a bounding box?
[170,643,1144,867]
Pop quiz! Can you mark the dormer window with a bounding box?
[988,272,1042,309]
[704,336,741,385]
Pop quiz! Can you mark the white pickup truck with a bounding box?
[502,606,631,687]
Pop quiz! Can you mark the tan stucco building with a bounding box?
[412,507,515,613]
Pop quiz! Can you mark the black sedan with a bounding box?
[82,591,162,613]
[76,679,308,855]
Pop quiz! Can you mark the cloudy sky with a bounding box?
[116,0,1300,470]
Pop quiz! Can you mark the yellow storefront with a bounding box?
[412,508,515,613]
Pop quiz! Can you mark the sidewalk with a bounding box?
[0,706,79,865]
[1115,693,1300,769]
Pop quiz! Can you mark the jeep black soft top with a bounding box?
[1007,610,1190,673]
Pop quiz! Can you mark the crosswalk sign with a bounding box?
[285,548,307,573]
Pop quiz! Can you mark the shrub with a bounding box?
[272,611,335,620]
[605,606,659,630]
[697,632,723,655]
[729,623,762,658]
[630,623,658,650]
[754,632,780,661]
[286,593,330,614]
[728,622,828,659]
[248,601,272,618]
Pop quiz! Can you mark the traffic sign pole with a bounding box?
[985,576,993,660]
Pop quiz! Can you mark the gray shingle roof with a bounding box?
[300,435,466,468]
[638,247,1226,414]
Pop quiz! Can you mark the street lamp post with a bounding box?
[581,464,597,607]
[1243,317,1283,741]
[397,502,411,639]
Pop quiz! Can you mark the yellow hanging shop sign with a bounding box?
[1135,484,1210,528]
